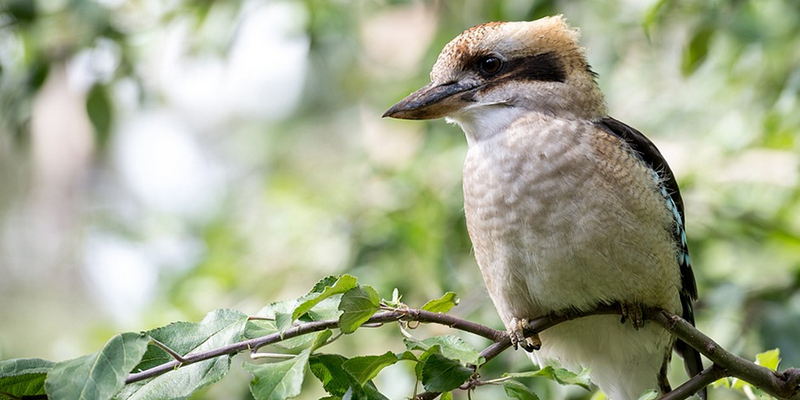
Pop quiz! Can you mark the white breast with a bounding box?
[460,112,682,400]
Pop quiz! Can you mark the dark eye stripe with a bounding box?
[501,52,566,83]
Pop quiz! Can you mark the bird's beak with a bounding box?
[382,80,478,120]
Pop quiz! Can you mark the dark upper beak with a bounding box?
[382,80,479,120]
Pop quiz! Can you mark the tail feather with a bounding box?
[676,294,707,400]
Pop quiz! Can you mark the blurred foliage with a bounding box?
[0,0,799,399]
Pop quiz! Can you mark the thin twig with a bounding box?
[659,365,726,400]
[249,352,299,360]
[150,338,188,363]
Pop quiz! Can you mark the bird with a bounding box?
[383,16,705,400]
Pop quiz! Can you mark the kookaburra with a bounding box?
[384,16,705,400]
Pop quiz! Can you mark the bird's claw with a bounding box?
[620,303,645,330]
[508,317,541,352]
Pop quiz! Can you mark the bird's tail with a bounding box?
[675,295,707,400]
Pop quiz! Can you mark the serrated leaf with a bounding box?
[342,352,400,385]
[257,299,299,319]
[338,285,380,334]
[756,348,781,371]
[421,292,459,314]
[420,352,472,392]
[636,389,659,400]
[420,336,481,365]
[353,383,390,400]
[45,332,149,400]
[396,351,418,362]
[403,335,427,352]
[404,336,481,365]
[307,297,344,321]
[243,349,310,400]
[133,309,248,371]
[115,309,248,400]
[311,275,341,293]
[308,354,389,400]
[505,366,591,390]
[0,358,54,398]
[503,379,540,400]
[293,275,358,321]
[309,354,352,397]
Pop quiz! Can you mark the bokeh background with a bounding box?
[1,0,799,399]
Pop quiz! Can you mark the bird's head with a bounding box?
[383,16,606,140]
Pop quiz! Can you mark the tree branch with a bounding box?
[123,304,800,400]
[648,309,800,400]
[126,308,506,385]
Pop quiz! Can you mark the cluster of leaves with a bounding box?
[0,275,590,400]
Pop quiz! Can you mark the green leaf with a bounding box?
[756,348,781,371]
[0,358,54,398]
[257,299,299,319]
[642,0,670,37]
[275,312,294,332]
[86,84,113,148]
[293,275,357,320]
[712,377,731,389]
[309,354,352,397]
[308,354,391,400]
[589,390,608,400]
[420,352,472,392]
[256,299,302,332]
[356,382,391,400]
[243,349,310,400]
[115,309,248,400]
[342,351,400,385]
[245,329,336,400]
[421,292,459,314]
[636,389,659,400]
[421,336,481,365]
[306,297,344,322]
[681,26,714,76]
[338,285,380,334]
[404,335,481,365]
[396,351,418,362]
[503,379,540,400]
[505,366,591,390]
[45,332,149,400]
[385,288,402,308]
[440,392,453,400]
[311,330,333,351]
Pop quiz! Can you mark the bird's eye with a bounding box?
[478,56,503,75]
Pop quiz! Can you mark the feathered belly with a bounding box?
[462,132,682,323]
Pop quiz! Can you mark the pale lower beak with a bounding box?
[383,80,479,120]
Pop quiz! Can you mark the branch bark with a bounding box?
[123,304,800,400]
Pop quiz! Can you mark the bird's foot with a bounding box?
[508,317,541,352]
[619,303,645,330]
